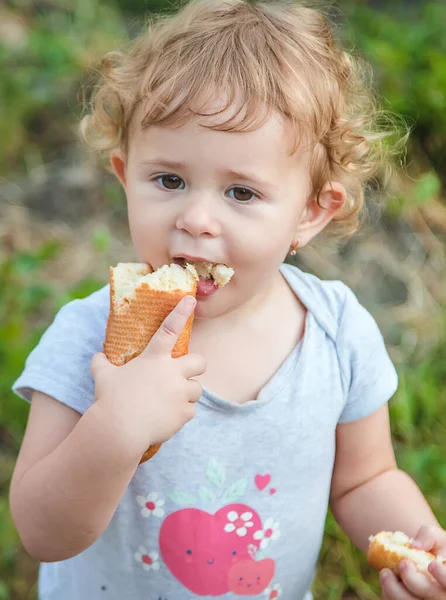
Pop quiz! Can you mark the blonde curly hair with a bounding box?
[80,0,404,238]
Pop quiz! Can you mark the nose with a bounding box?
[176,193,221,238]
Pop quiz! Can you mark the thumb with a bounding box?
[411,526,442,552]
[148,295,196,355]
[90,352,113,379]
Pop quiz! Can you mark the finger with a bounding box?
[380,569,417,600]
[148,296,196,355]
[399,560,441,599]
[183,401,197,422]
[412,526,439,552]
[178,353,207,379]
[186,379,203,403]
[90,352,113,379]
[428,560,446,588]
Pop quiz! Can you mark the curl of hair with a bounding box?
[80,0,407,239]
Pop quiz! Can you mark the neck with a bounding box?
[192,270,285,335]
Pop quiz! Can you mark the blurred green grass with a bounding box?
[1,0,446,598]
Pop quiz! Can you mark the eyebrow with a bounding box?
[138,159,275,190]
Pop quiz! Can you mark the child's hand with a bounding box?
[380,526,446,600]
[90,296,205,456]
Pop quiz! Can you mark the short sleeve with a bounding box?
[337,287,398,424]
[11,286,109,415]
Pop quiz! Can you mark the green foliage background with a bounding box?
[0,1,445,598]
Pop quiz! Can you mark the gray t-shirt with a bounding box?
[12,264,398,600]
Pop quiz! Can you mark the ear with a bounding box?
[294,181,346,247]
[110,148,127,189]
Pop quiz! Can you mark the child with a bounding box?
[9,1,446,599]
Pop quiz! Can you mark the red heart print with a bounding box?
[228,558,275,595]
[269,488,277,495]
[255,474,271,491]
[159,503,262,595]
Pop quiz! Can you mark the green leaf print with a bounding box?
[206,459,226,489]
[167,491,196,506]
[221,479,247,503]
[197,485,216,503]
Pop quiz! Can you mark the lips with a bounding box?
[173,257,218,297]
[173,257,218,296]
[174,255,214,266]
[196,279,218,297]
[172,256,234,294]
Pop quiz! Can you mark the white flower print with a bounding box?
[224,510,254,537]
[136,492,165,518]
[253,518,280,549]
[134,546,160,571]
[247,543,258,559]
[265,583,282,599]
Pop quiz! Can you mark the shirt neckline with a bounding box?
[199,264,314,412]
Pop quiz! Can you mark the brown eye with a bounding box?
[157,175,185,190]
[229,187,256,202]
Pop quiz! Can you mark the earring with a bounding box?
[289,238,301,256]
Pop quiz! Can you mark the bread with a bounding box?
[103,262,199,463]
[192,261,234,287]
[368,531,445,575]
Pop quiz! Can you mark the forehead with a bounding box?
[128,100,310,175]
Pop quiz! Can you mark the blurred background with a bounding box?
[0,0,445,598]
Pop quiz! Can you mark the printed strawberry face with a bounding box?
[228,558,275,595]
[159,504,262,595]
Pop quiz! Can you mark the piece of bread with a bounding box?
[368,531,445,575]
[192,261,234,287]
[103,262,198,463]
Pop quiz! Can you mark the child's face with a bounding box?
[111,107,342,320]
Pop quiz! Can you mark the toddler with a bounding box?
[9,1,446,599]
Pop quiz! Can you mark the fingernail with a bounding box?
[183,296,196,308]
[411,539,422,548]
[380,569,390,582]
[428,562,436,574]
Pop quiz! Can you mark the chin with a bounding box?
[193,290,236,320]
[194,296,221,320]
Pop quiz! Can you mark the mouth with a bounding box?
[172,256,234,295]
[174,255,213,266]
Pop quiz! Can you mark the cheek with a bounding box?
[127,214,152,257]
[127,196,170,255]
[230,213,293,265]
[127,188,155,224]
[127,194,145,233]
[233,234,288,272]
